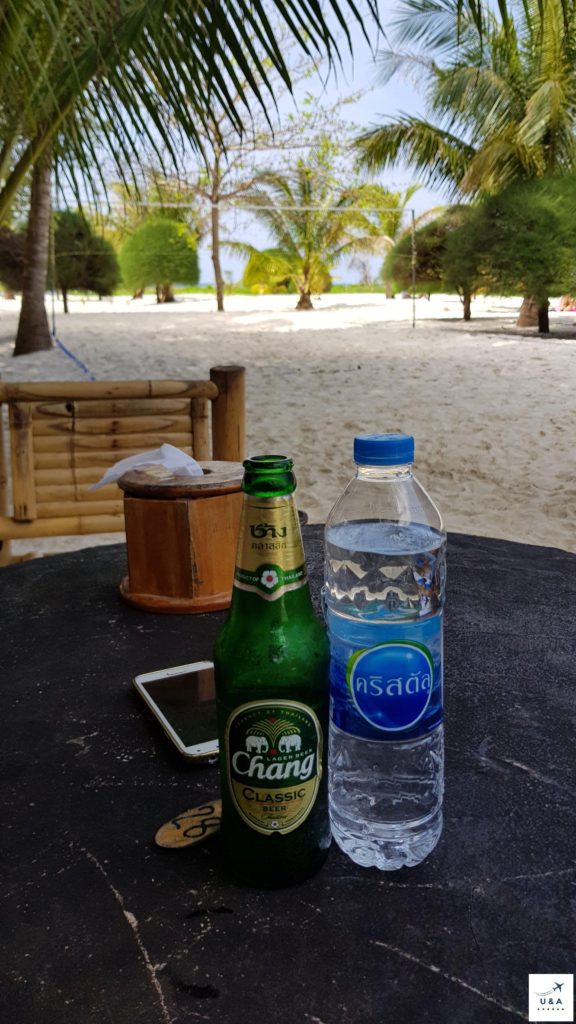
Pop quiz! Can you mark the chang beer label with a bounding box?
[226,700,322,835]
[234,497,307,601]
[347,641,435,734]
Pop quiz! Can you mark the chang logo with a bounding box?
[250,522,287,539]
[347,642,434,732]
[226,700,322,835]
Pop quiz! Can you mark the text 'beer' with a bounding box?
[214,455,330,885]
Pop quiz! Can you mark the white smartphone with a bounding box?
[133,661,218,761]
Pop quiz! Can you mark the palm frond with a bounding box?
[359,0,576,197]
[356,117,475,194]
[461,133,541,190]
[0,0,381,222]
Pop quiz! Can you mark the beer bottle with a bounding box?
[214,455,330,886]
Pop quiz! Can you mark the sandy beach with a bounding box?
[0,291,574,558]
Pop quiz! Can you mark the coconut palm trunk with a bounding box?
[13,152,53,355]
[297,265,314,309]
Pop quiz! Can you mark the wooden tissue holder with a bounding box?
[118,461,243,613]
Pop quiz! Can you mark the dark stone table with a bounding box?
[1,528,575,1024]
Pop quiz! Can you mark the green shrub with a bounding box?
[119,217,199,302]
[54,211,120,311]
[0,226,25,293]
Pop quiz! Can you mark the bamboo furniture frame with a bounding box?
[0,365,245,565]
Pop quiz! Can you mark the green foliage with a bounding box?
[451,180,576,301]
[356,0,576,198]
[86,236,120,297]
[105,174,206,249]
[242,249,330,294]
[119,218,199,299]
[0,212,120,299]
[441,208,484,299]
[237,142,393,307]
[385,207,474,294]
[0,227,25,291]
[0,0,379,222]
[54,211,120,299]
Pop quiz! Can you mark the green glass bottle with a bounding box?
[214,455,330,886]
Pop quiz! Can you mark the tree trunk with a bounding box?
[13,151,53,355]
[211,199,225,312]
[296,291,313,310]
[516,295,538,328]
[385,280,394,299]
[62,286,69,315]
[462,291,471,321]
[157,284,175,303]
[538,301,549,334]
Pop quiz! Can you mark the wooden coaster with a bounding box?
[155,799,222,849]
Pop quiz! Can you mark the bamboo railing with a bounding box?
[0,366,245,562]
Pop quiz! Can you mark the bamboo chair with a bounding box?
[0,365,245,565]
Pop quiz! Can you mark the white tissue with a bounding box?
[90,443,204,490]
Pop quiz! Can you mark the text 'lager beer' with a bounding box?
[214,455,330,885]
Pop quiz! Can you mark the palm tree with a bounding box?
[355,0,576,327]
[235,147,379,309]
[13,151,53,353]
[343,183,443,296]
[2,0,380,352]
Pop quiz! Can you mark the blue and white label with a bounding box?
[328,611,443,741]
[348,642,433,732]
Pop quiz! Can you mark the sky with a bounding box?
[198,2,447,286]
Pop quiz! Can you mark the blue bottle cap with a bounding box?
[353,433,415,466]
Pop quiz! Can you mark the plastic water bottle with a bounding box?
[325,433,446,869]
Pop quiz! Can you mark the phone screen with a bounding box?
[139,664,217,748]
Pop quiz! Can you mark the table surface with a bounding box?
[2,527,575,1024]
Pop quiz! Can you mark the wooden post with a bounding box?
[9,402,37,521]
[0,404,11,564]
[190,398,211,460]
[210,365,245,462]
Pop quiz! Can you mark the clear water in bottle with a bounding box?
[325,435,446,870]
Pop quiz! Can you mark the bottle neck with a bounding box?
[229,490,311,614]
[354,462,414,481]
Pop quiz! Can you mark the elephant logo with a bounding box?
[245,734,269,753]
[244,718,303,756]
[278,733,302,753]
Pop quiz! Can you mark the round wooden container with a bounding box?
[118,461,244,613]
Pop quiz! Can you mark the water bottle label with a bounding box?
[329,618,443,741]
[348,642,433,733]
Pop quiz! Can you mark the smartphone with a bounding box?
[133,661,218,761]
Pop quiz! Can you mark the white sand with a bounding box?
[0,291,574,558]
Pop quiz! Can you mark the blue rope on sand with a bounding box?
[49,279,96,380]
[51,330,97,381]
[48,191,96,381]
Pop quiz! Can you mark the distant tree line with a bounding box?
[0,210,200,310]
[386,180,576,329]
